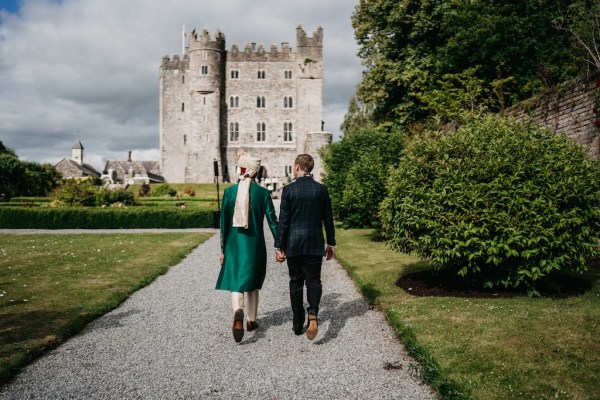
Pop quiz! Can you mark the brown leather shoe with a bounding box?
[246,320,258,332]
[232,309,244,342]
[306,314,318,340]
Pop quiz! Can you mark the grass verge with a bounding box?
[0,232,211,385]
[335,227,600,400]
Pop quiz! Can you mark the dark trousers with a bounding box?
[287,255,323,329]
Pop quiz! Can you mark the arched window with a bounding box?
[284,70,292,79]
[201,65,208,75]
[284,122,293,141]
[181,103,185,112]
[284,96,293,108]
[182,75,185,84]
[229,96,239,108]
[257,96,266,108]
[257,70,265,79]
[229,122,239,141]
[231,70,239,79]
[256,122,266,141]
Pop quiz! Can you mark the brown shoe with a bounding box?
[232,309,244,342]
[246,320,258,332]
[306,314,318,340]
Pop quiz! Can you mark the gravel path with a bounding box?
[0,224,435,399]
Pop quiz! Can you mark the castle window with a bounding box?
[257,70,266,79]
[284,70,292,79]
[184,134,187,145]
[284,122,293,141]
[229,96,239,108]
[256,96,266,108]
[182,76,185,84]
[231,70,239,79]
[181,102,185,112]
[201,65,208,75]
[256,122,266,141]
[285,165,293,175]
[284,96,293,108]
[229,122,239,142]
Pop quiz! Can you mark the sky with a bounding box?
[0,0,363,172]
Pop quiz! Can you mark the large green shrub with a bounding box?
[381,114,600,292]
[152,183,177,197]
[321,128,404,228]
[51,178,98,206]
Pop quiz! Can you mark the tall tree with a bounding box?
[352,0,581,125]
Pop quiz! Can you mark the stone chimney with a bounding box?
[127,150,132,162]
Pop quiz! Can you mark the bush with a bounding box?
[152,183,177,197]
[0,207,214,229]
[380,113,600,293]
[138,183,151,197]
[51,178,98,207]
[320,128,404,228]
[96,188,136,206]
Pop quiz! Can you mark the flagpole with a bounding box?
[182,24,185,56]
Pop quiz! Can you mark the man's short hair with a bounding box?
[295,154,314,173]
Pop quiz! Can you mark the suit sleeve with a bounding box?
[323,186,336,247]
[220,189,230,253]
[274,187,290,250]
[265,193,278,240]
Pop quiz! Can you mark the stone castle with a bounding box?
[159,25,332,183]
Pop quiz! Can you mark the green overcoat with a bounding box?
[215,182,278,292]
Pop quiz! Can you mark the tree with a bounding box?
[320,127,404,228]
[555,0,600,70]
[351,0,581,125]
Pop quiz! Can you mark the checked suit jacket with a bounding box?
[274,175,336,258]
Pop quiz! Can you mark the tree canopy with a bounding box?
[352,0,582,125]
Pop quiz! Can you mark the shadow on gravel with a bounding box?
[240,293,369,345]
[314,294,368,346]
[87,309,142,330]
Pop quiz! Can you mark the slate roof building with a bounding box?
[102,151,165,185]
[54,140,101,179]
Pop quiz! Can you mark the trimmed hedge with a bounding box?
[9,197,51,203]
[0,207,215,229]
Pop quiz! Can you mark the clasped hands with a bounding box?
[274,245,334,263]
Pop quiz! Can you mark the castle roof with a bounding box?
[55,158,100,178]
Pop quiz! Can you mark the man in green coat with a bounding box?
[216,151,278,343]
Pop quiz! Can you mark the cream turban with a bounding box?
[232,151,261,228]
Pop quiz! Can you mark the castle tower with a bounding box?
[160,29,226,183]
[72,139,84,165]
[160,26,330,183]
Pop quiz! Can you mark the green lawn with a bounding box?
[0,233,211,385]
[335,227,600,400]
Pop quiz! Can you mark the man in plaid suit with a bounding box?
[274,154,336,340]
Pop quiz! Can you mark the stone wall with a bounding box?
[505,72,600,159]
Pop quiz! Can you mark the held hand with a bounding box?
[275,249,286,263]
[219,253,224,265]
[325,245,335,261]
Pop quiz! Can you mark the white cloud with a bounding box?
[0,0,362,171]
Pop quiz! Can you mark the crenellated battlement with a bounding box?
[160,54,189,70]
[296,25,323,48]
[229,41,295,62]
[188,28,226,52]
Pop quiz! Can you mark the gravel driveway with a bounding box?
[0,224,435,399]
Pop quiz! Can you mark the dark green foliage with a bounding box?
[381,114,600,292]
[151,183,177,197]
[352,0,581,125]
[0,144,62,199]
[0,207,214,229]
[95,188,136,206]
[138,183,151,197]
[321,128,404,228]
